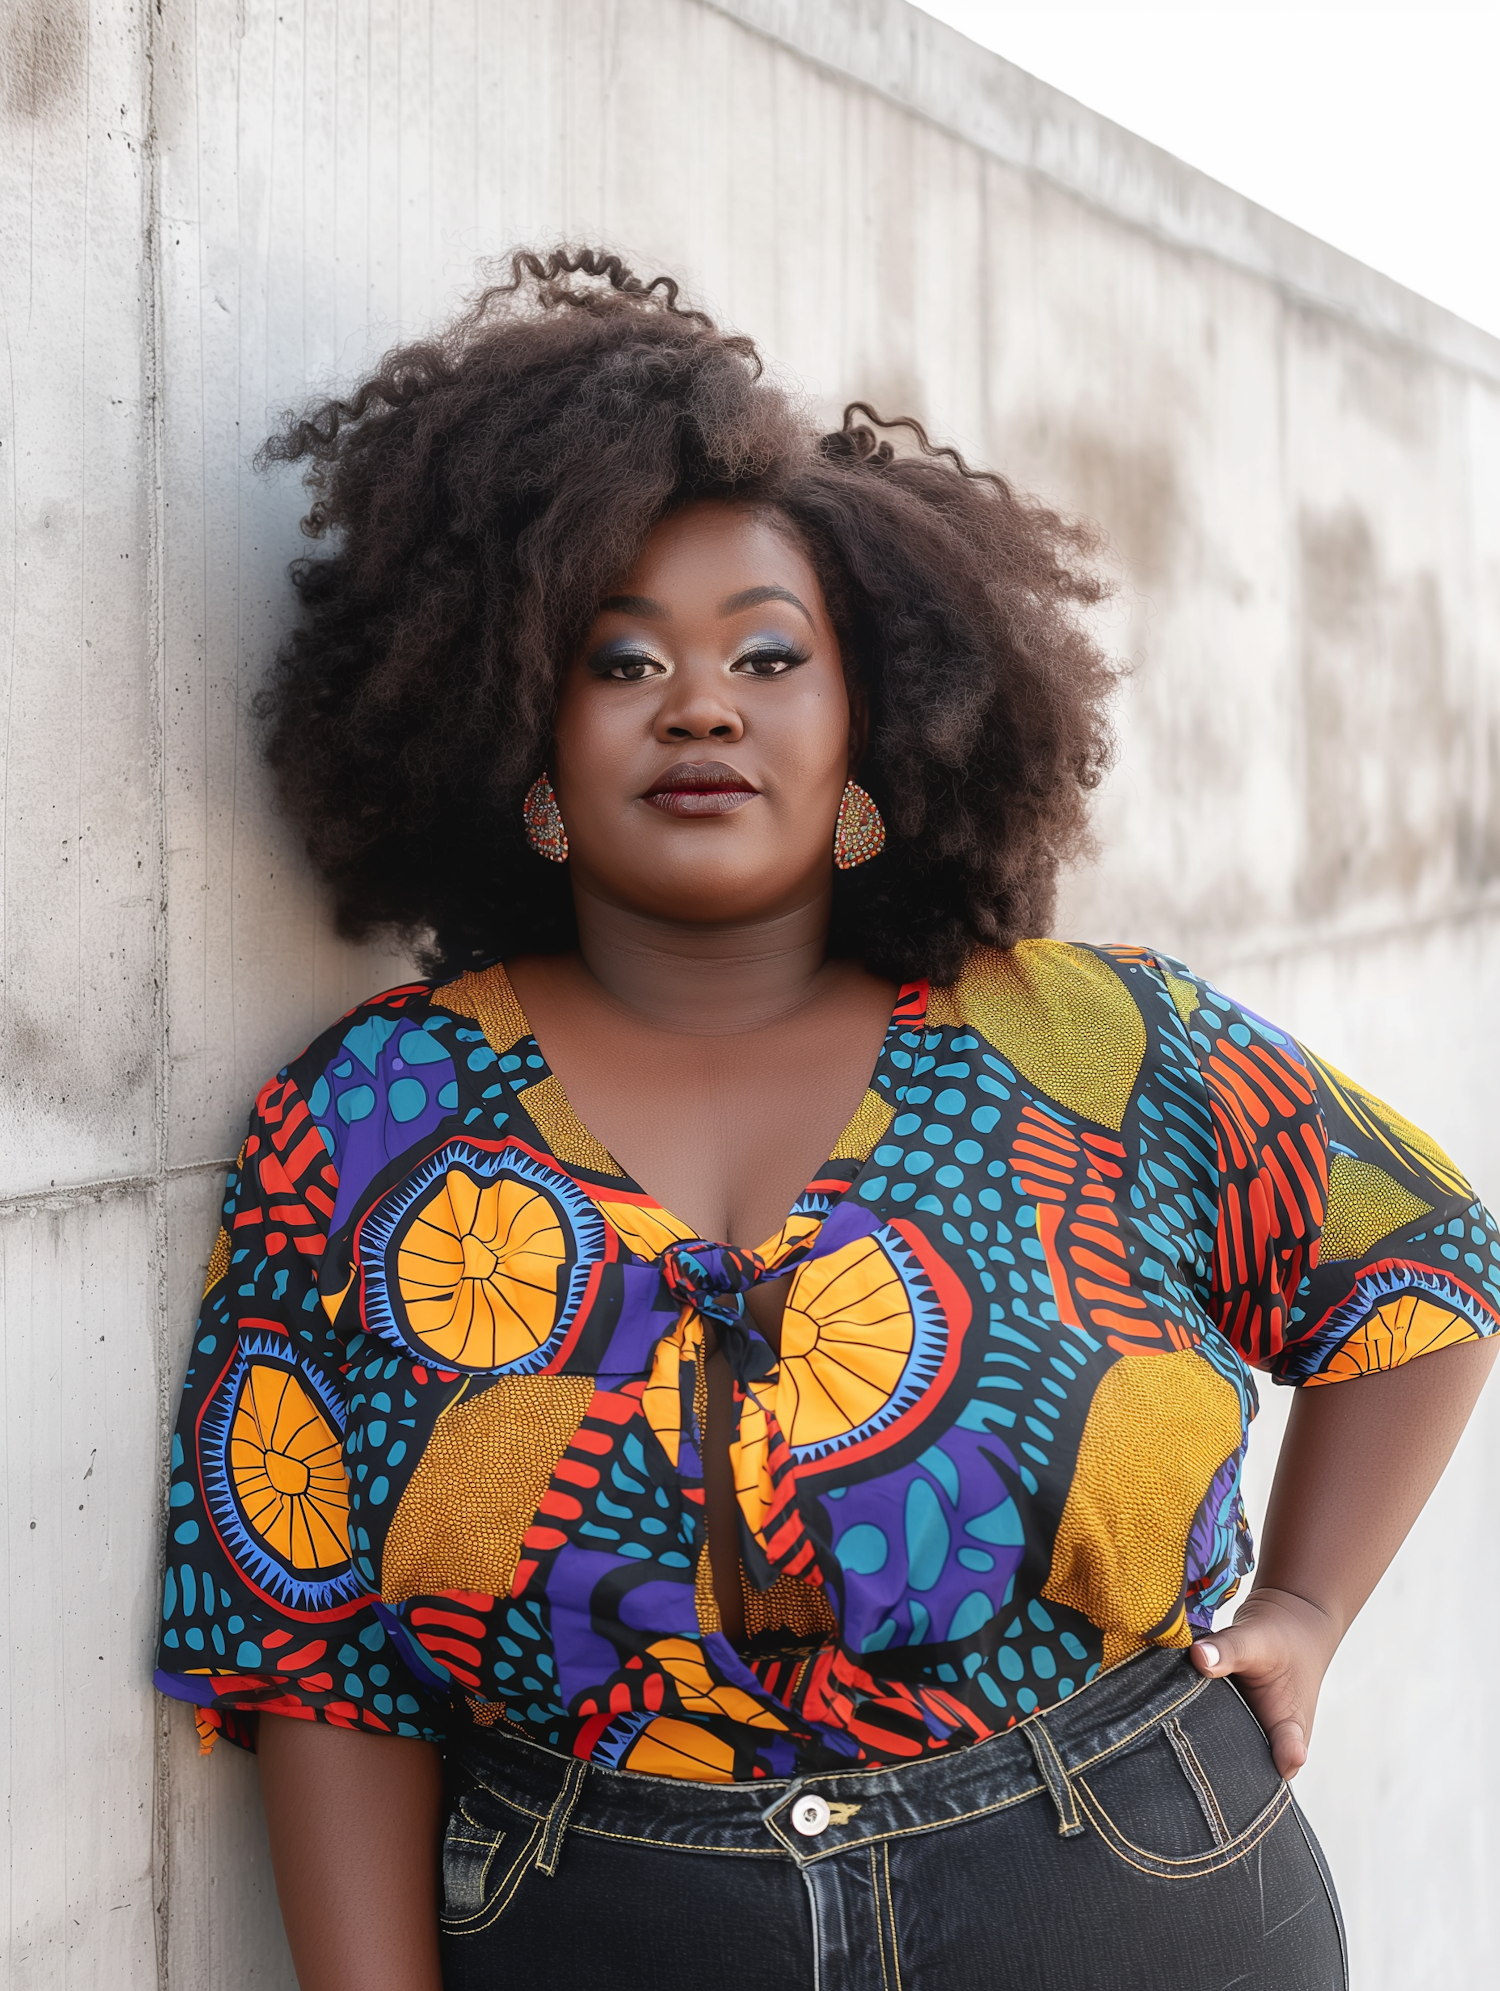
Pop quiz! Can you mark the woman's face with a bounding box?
[550,501,856,926]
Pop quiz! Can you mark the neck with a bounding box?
[568,882,836,1036]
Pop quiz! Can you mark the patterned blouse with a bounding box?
[156,943,1500,1781]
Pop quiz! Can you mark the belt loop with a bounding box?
[536,1756,588,1877]
[1022,1717,1085,1838]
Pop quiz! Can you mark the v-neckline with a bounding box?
[491,963,925,1261]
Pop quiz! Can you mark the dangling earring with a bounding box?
[523,773,569,863]
[833,780,886,869]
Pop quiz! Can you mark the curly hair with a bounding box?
[258,248,1116,983]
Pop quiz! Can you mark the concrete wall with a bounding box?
[3,0,1496,1983]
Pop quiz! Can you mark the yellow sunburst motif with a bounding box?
[230,1364,350,1569]
[776,1234,915,1449]
[397,1168,566,1367]
[648,1639,787,1729]
[1307,1294,1480,1384]
[625,1716,738,1782]
[594,1197,696,1264]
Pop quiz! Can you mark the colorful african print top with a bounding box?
[155,943,1500,1781]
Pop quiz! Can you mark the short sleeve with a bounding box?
[1158,957,1500,1386]
[154,1069,451,1752]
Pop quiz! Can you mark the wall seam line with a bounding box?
[0,1161,230,1227]
[142,0,173,1973]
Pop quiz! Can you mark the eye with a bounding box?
[590,647,668,682]
[730,640,810,678]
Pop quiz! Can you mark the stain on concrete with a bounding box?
[1458,707,1500,892]
[1032,424,1184,595]
[1298,504,1461,919]
[1291,302,1440,451]
[2,4,87,122]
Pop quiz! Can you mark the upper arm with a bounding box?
[1160,959,1500,1387]
[156,1064,450,1753]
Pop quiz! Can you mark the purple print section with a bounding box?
[311,1016,461,1233]
[809,1199,882,1256]
[1183,1447,1252,1632]
[155,1667,216,1706]
[597,1267,685,1381]
[822,1418,1026,1655]
[544,1544,708,1709]
[546,1545,639,1702]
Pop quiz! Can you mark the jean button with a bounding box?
[791,1794,831,1838]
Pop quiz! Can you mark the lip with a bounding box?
[642,760,760,818]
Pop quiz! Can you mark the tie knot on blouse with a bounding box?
[661,1239,779,1386]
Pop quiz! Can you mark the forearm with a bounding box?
[1193,1336,1496,1775]
[258,1714,444,1991]
[1252,1336,1498,1639]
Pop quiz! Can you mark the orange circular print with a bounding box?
[776,1224,952,1466]
[357,1140,607,1373]
[398,1168,564,1366]
[229,1362,351,1570]
[778,1233,917,1448]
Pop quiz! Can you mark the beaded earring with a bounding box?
[833,780,886,869]
[522,773,569,863]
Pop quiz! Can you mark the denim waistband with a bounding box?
[450,1645,1215,1870]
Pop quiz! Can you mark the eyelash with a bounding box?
[594,641,810,681]
[599,653,664,681]
[732,641,809,677]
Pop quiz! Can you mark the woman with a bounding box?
[156,250,1499,1990]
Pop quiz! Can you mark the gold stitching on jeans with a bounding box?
[440,1816,545,1935]
[869,1847,891,1991]
[884,1842,903,1991]
[460,1659,1227,1879]
[1022,1718,1084,1835]
[537,1758,588,1876]
[473,1820,546,1932]
[765,1782,1045,1860]
[1163,1716,1231,1846]
[1073,1779,1291,1879]
[442,1820,502,1920]
[1063,1673,1212,1777]
[567,1824,786,1854]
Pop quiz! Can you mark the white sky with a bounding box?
[913,0,1500,339]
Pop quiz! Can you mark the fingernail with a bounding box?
[1196,1641,1220,1668]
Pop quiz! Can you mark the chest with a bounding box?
[512,982,896,1248]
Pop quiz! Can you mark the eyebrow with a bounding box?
[598,593,668,617]
[595,583,815,625]
[720,584,814,625]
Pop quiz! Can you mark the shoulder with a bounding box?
[274,978,442,1099]
[263,969,531,1164]
[924,941,1175,1133]
[275,964,528,1102]
[928,939,1178,1033]
[246,967,532,1203]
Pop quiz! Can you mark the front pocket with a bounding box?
[1075,1771,1290,1879]
[440,1789,546,1936]
[1072,1681,1291,1880]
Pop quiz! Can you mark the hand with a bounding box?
[1189,1586,1341,1780]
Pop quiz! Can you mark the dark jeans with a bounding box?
[440,1648,1346,1990]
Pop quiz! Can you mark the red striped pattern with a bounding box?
[1201,1035,1325,1368]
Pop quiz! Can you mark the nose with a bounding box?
[653,669,744,743]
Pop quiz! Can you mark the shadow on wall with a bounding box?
[1297,503,1464,921]
[1043,425,1184,597]
[2,3,87,122]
